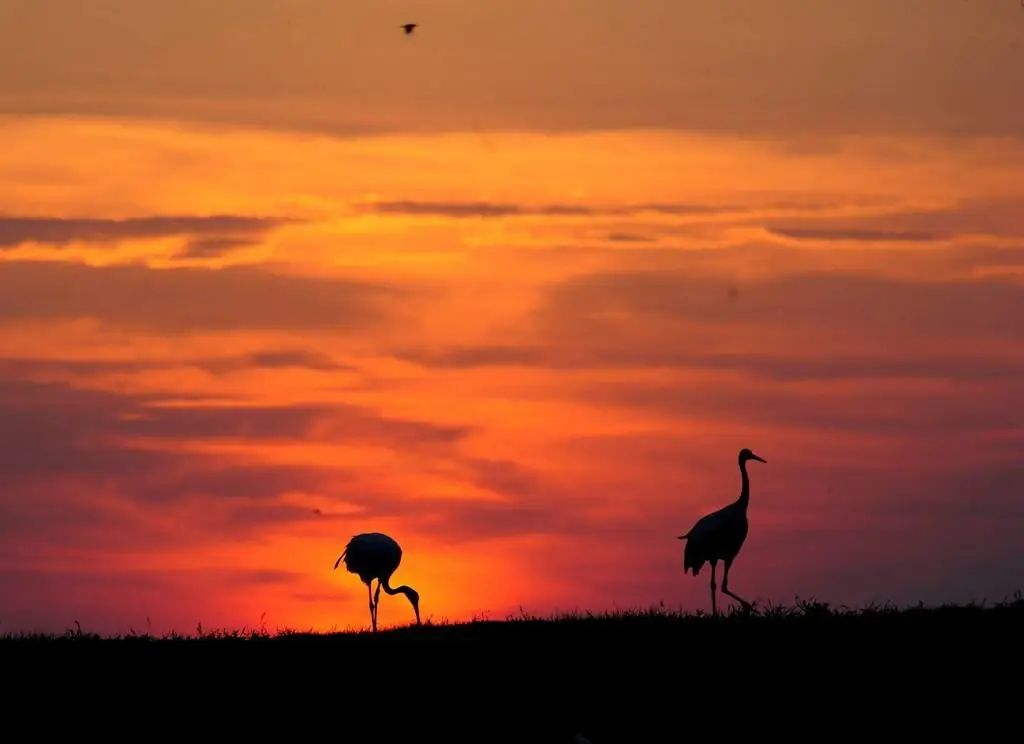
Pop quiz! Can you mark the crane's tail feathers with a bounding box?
[333,549,347,570]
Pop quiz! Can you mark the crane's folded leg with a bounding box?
[722,560,752,610]
[710,560,718,617]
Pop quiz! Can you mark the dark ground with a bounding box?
[3,600,1020,741]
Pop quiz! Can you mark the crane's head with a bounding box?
[739,448,766,464]
[405,587,421,625]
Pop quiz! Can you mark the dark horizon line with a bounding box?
[5,593,1021,641]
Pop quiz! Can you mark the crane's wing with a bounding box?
[682,508,723,541]
[679,507,732,575]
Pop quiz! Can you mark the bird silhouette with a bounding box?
[334,532,421,631]
[678,449,766,615]
[400,23,418,35]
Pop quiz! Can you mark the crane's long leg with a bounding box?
[722,560,752,610]
[709,560,718,617]
[373,580,382,630]
[367,582,376,633]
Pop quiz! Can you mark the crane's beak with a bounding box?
[751,453,767,463]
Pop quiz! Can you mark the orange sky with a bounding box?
[1,2,1023,634]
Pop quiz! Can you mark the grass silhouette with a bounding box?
[5,595,1020,642]
[4,598,1018,741]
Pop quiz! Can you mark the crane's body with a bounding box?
[678,449,766,615]
[682,502,748,574]
[335,532,421,631]
[337,532,402,583]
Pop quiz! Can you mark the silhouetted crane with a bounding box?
[400,23,418,35]
[678,449,766,615]
[334,532,421,631]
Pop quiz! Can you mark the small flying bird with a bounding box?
[678,449,767,615]
[400,23,418,35]
[334,532,421,632]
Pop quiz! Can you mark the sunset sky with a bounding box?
[1,1,1023,634]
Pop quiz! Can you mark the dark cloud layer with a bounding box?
[119,402,467,447]
[0,215,292,248]
[178,236,258,258]
[584,377,1024,435]
[543,270,1024,340]
[606,232,656,243]
[198,350,350,373]
[0,374,463,490]
[400,345,1024,383]
[766,199,1024,242]
[0,261,390,332]
[367,201,738,219]
[0,350,351,376]
[769,227,940,242]
[398,257,1024,388]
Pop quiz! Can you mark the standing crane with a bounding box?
[334,532,421,632]
[678,449,766,615]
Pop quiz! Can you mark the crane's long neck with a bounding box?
[738,459,751,510]
[380,577,409,597]
[381,576,421,624]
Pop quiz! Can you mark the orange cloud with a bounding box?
[0,118,1022,633]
